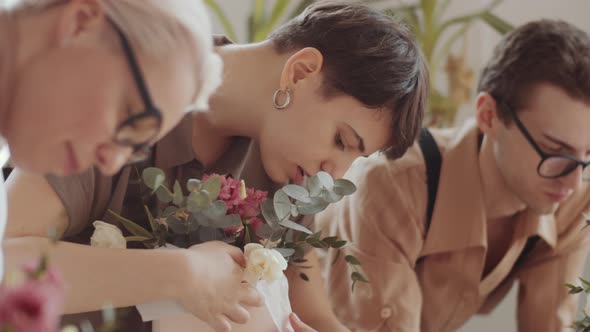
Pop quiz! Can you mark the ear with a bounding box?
[278,47,324,91]
[54,0,107,46]
[475,92,502,139]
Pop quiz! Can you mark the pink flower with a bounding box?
[0,269,64,332]
[236,189,268,218]
[202,174,268,218]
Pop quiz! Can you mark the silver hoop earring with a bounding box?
[273,88,291,110]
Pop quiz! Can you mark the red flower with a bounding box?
[0,269,64,332]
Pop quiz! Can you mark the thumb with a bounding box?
[225,244,246,267]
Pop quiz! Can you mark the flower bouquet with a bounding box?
[93,167,367,331]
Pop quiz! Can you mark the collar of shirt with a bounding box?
[420,119,557,258]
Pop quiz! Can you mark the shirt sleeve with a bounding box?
[315,156,428,331]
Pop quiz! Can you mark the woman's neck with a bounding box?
[190,41,289,166]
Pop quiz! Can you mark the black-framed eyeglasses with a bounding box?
[110,20,162,164]
[500,101,590,181]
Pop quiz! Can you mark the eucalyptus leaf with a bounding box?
[187,214,201,232]
[322,236,338,245]
[203,176,222,200]
[155,185,173,203]
[198,226,224,242]
[351,271,369,291]
[316,171,334,191]
[166,215,189,234]
[351,271,369,282]
[331,249,342,265]
[261,199,280,226]
[273,248,296,258]
[162,206,178,218]
[187,178,201,192]
[192,213,213,227]
[203,200,228,220]
[143,205,159,232]
[288,229,300,243]
[345,255,362,266]
[107,210,153,239]
[297,198,329,215]
[331,240,348,249]
[282,184,311,203]
[565,283,585,294]
[173,180,183,205]
[125,235,151,243]
[279,219,313,235]
[187,191,211,212]
[142,167,166,190]
[255,223,273,239]
[214,214,243,228]
[322,190,343,203]
[306,237,326,249]
[333,179,357,196]
[273,189,292,221]
[270,228,285,242]
[306,175,322,196]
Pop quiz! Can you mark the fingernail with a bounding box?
[292,313,301,322]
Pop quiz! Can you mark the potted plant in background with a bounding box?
[204,0,514,126]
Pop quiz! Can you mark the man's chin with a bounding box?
[529,201,559,215]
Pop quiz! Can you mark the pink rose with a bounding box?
[236,189,268,218]
[202,174,243,208]
[0,269,64,332]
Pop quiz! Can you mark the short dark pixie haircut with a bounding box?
[269,1,429,159]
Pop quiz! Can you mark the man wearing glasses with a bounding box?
[315,19,590,332]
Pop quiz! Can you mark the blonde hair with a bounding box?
[4,0,222,111]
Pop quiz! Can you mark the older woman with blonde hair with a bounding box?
[5,2,429,332]
[0,0,223,307]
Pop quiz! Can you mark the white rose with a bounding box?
[90,221,126,249]
[60,325,80,332]
[585,293,590,317]
[244,243,288,285]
